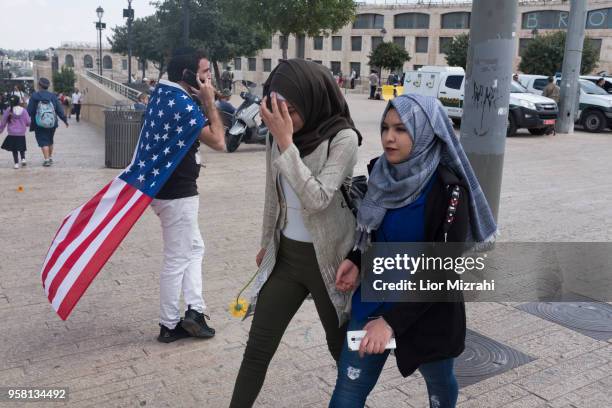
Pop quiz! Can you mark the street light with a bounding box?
[123,0,134,83]
[95,6,106,76]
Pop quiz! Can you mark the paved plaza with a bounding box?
[0,93,611,407]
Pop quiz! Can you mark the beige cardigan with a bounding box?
[249,128,359,325]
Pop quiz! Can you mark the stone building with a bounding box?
[232,0,612,88]
[53,42,160,82]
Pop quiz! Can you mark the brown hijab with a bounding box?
[263,59,362,157]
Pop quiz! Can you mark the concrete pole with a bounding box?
[459,0,517,221]
[556,0,588,134]
[127,0,133,84]
[182,0,190,47]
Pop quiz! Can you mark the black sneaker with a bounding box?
[157,320,191,343]
[181,305,215,338]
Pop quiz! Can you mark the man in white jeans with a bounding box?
[151,47,225,343]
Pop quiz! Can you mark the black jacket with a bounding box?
[349,158,469,377]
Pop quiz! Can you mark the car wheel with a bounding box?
[582,110,605,133]
[506,114,517,137]
[528,128,547,135]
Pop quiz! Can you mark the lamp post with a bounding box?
[95,6,106,76]
[124,0,134,83]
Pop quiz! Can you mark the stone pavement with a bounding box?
[0,93,611,407]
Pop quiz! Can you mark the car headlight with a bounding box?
[518,99,537,110]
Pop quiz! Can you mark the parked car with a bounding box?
[581,75,612,94]
[404,66,558,136]
[519,74,612,132]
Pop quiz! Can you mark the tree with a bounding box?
[52,66,76,94]
[519,31,600,76]
[109,14,173,81]
[153,0,271,85]
[235,0,356,60]
[368,41,411,82]
[445,33,469,69]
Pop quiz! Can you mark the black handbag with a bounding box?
[327,136,368,217]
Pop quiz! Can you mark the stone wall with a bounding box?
[75,73,132,129]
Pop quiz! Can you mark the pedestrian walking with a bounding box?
[369,70,379,100]
[330,94,497,408]
[71,88,82,122]
[350,69,356,89]
[0,95,30,169]
[150,47,225,343]
[229,59,362,408]
[221,66,234,91]
[26,77,68,166]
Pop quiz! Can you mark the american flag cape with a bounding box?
[41,80,207,320]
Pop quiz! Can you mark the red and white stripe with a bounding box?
[41,177,151,320]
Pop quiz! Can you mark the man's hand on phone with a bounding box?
[194,75,216,109]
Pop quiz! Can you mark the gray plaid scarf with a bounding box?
[355,94,497,251]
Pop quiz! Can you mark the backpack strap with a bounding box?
[443,185,461,242]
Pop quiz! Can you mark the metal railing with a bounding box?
[85,70,141,102]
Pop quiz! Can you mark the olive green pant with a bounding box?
[230,235,346,408]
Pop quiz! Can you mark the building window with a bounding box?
[263,58,272,72]
[351,36,362,51]
[587,38,603,57]
[83,55,93,69]
[313,36,323,50]
[439,37,453,54]
[415,37,428,53]
[353,13,384,29]
[248,57,256,71]
[394,13,430,29]
[64,54,74,68]
[102,55,112,69]
[441,12,471,29]
[586,8,612,29]
[414,64,423,70]
[521,10,569,29]
[234,58,242,71]
[518,38,533,57]
[445,75,463,90]
[350,62,361,78]
[393,36,405,48]
[332,36,342,51]
[371,36,383,51]
[122,59,128,70]
[330,61,341,75]
[313,60,323,64]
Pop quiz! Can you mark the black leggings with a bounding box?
[230,235,346,408]
[12,151,25,163]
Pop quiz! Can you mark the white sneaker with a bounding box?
[48,157,54,164]
[13,163,19,169]
[21,159,27,167]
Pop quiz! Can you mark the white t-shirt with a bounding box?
[72,93,82,104]
[280,175,312,243]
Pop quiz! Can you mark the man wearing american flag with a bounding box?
[40,48,225,344]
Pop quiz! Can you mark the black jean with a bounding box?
[73,104,81,121]
[230,235,346,408]
[12,151,25,163]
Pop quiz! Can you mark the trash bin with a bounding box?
[104,108,143,169]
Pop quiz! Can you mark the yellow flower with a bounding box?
[229,298,249,318]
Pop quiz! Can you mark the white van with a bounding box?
[519,74,612,132]
[404,66,558,136]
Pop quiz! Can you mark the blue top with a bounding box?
[26,90,67,130]
[351,171,437,321]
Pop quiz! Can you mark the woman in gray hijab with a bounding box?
[330,94,497,408]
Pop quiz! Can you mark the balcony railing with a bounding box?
[85,70,141,102]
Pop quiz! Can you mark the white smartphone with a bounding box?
[347,330,396,351]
